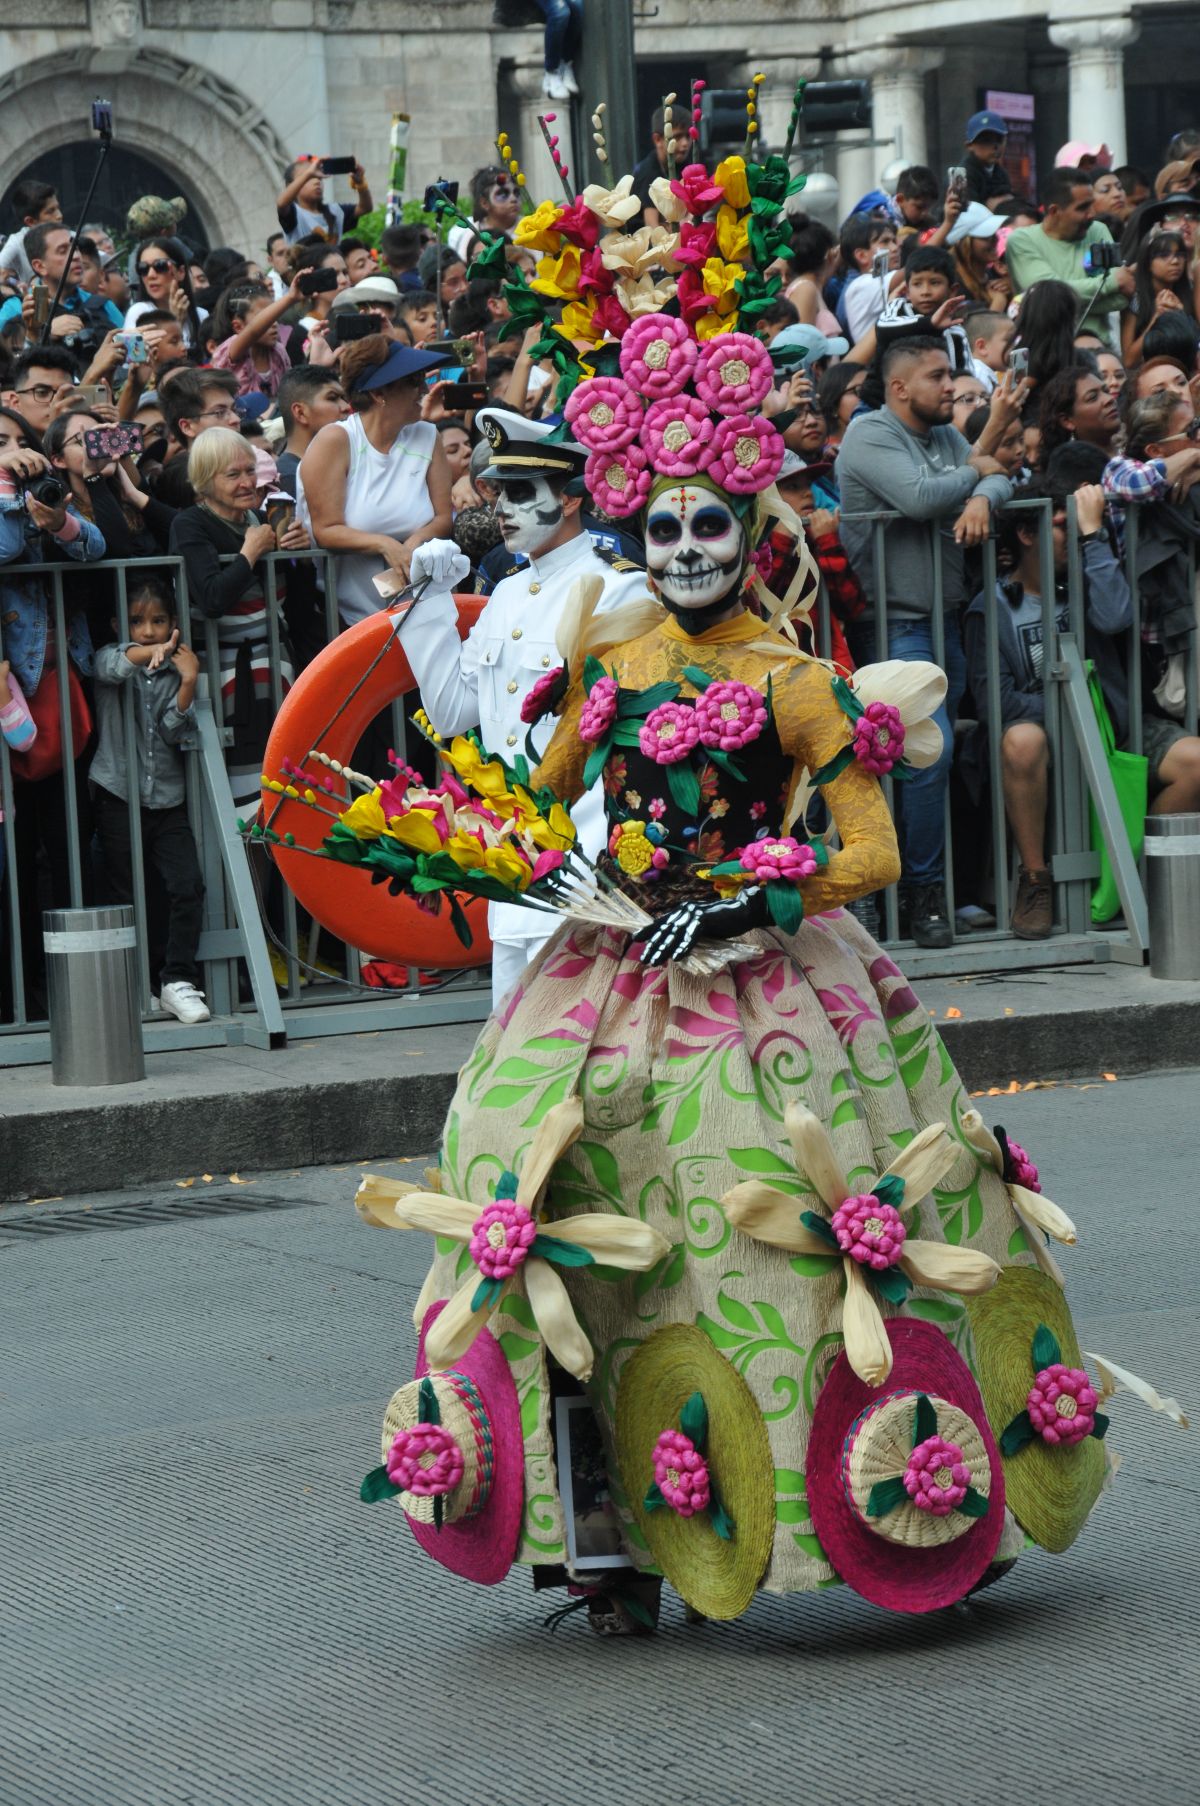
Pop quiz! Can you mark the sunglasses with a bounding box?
[138,258,176,276]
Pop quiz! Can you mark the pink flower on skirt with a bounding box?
[903,1434,971,1515]
[694,332,774,414]
[521,663,566,724]
[709,414,785,494]
[619,312,697,400]
[386,1421,466,1496]
[1026,1365,1098,1446]
[564,376,644,452]
[638,700,700,765]
[830,1193,907,1271]
[585,443,652,517]
[695,679,767,751]
[738,835,818,884]
[469,1198,537,1280]
[641,394,716,477]
[652,1428,711,1516]
[580,674,619,742]
[1006,1138,1041,1192]
[852,701,906,776]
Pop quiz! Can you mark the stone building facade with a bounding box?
[0,0,1195,253]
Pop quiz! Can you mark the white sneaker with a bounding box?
[158,980,212,1026]
[560,62,580,96]
[542,68,571,101]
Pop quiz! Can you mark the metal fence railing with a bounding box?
[3,497,1188,1066]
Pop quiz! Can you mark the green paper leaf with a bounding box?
[829,674,865,722]
[582,738,612,790]
[681,666,712,693]
[775,1499,810,1524]
[872,1266,911,1306]
[808,743,857,787]
[583,654,607,691]
[766,880,804,935]
[1092,1412,1110,1440]
[418,1377,440,1425]
[611,721,645,748]
[791,1253,841,1278]
[1000,1410,1036,1456]
[866,1475,909,1518]
[531,1233,596,1268]
[665,759,702,815]
[700,745,742,781]
[360,1465,403,1503]
[618,1591,657,1628]
[913,1393,938,1446]
[618,680,682,714]
[679,1390,709,1449]
[1031,1323,1062,1372]
[800,1209,839,1249]
[872,1174,906,1208]
[957,1487,990,1519]
[644,1479,665,1513]
[709,1497,735,1541]
[470,1276,504,1313]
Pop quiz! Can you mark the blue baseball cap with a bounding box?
[356,341,449,390]
[966,110,1009,142]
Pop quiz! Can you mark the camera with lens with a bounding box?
[26,474,67,509]
[1083,242,1121,276]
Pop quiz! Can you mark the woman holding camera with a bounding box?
[0,404,107,1009]
[43,409,177,565]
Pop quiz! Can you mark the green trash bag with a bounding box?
[1087,663,1148,924]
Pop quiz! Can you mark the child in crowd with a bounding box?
[902,246,972,370]
[962,110,1015,209]
[839,215,901,342]
[397,290,439,345]
[965,307,1016,391]
[894,166,940,238]
[210,278,302,397]
[0,656,35,889]
[1121,230,1199,368]
[91,576,209,1025]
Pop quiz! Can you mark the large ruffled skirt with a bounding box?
[419,908,1059,1593]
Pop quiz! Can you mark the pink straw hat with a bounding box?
[362,1300,525,1585]
[806,1319,1006,1613]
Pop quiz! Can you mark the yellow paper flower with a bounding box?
[531,246,582,299]
[713,155,751,209]
[355,1098,671,1381]
[514,201,564,253]
[443,829,488,871]
[612,821,653,875]
[481,842,533,891]
[580,175,642,229]
[340,790,387,839]
[701,257,743,310]
[715,203,750,265]
[647,175,686,224]
[441,736,513,805]
[389,808,446,854]
[695,312,738,342]
[513,788,577,850]
[561,299,601,344]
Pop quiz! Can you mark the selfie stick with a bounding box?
[40,99,114,346]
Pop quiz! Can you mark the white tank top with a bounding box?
[327,413,437,623]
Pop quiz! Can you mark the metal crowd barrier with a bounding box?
[0,504,1186,1066]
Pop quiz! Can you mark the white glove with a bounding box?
[411,538,470,593]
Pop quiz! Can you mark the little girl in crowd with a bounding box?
[209,278,303,397]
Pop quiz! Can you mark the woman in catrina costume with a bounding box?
[352,109,1186,1632]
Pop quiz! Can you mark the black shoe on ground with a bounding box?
[909,883,953,949]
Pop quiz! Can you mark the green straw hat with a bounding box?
[967,1268,1106,1553]
[614,1324,774,1620]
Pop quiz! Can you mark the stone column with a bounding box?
[871,47,944,175]
[1048,15,1141,168]
[505,61,579,203]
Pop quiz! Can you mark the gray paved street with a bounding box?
[2,1070,1198,1806]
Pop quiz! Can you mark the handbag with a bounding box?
[8,662,92,783]
[1086,661,1147,925]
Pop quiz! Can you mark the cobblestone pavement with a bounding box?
[2,1072,1197,1806]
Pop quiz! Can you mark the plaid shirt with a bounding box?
[1101,454,1169,559]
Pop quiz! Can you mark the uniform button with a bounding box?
[529,582,541,595]
[507,680,518,693]
[506,734,517,746]
[541,655,551,667]
[512,627,523,639]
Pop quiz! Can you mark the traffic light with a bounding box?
[698,88,755,158]
[798,80,872,135]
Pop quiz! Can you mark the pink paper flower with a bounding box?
[590,293,633,339]
[709,414,785,494]
[565,377,644,453]
[903,1433,971,1516]
[830,1193,908,1271]
[585,444,652,517]
[648,797,667,820]
[1006,1138,1041,1192]
[675,268,717,327]
[670,162,725,214]
[469,1198,537,1280]
[520,664,566,724]
[580,674,619,742]
[554,196,601,249]
[386,1421,465,1496]
[642,394,716,476]
[652,1427,711,1516]
[694,679,767,751]
[619,313,697,399]
[532,848,565,881]
[639,700,701,765]
[1026,1365,1098,1446]
[578,248,615,296]
[694,332,774,414]
[852,701,906,776]
[738,835,818,884]
[672,221,718,268]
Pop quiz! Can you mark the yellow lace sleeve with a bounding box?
[532,679,591,805]
[776,662,902,911]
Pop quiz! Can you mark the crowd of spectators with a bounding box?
[2,108,1200,1020]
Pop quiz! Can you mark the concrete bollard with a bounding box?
[43,905,146,1085]
[1145,813,1200,981]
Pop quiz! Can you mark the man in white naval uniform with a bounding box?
[403,407,647,1005]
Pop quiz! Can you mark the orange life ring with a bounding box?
[261,594,491,970]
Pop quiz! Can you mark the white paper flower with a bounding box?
[580,175,642,229]
[850,659,947,769]
[617,272,678,317]
[960,1109,1076,1287]
[599,225,680,278]
[647,175,687,224]
[356,1097,669,1382]
[721,1103,1000,1386]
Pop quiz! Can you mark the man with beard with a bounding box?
[1005,166,1135,324]
[399,408,647,1003]
[838,336,1012,947]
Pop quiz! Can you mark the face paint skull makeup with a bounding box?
[492,474,566,557]
[645,485,747,631]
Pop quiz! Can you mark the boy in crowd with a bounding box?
[0,179,62,287]
[840,215,901,342]
[903,246,972,370]
[894,166,940,238]
[91,577,209,1025]
[963,110,1015,209]
[965,308,1016,391]
[397,289,439,345]
[273,365,350,496]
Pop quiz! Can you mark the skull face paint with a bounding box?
[492,474,565,558]
[645,485,747,615]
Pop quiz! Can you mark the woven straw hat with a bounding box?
[371,1301,524,1585]
[807,1320,1006,1613]
[615,1325,774,1620]
[967,1268,1105,1553]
